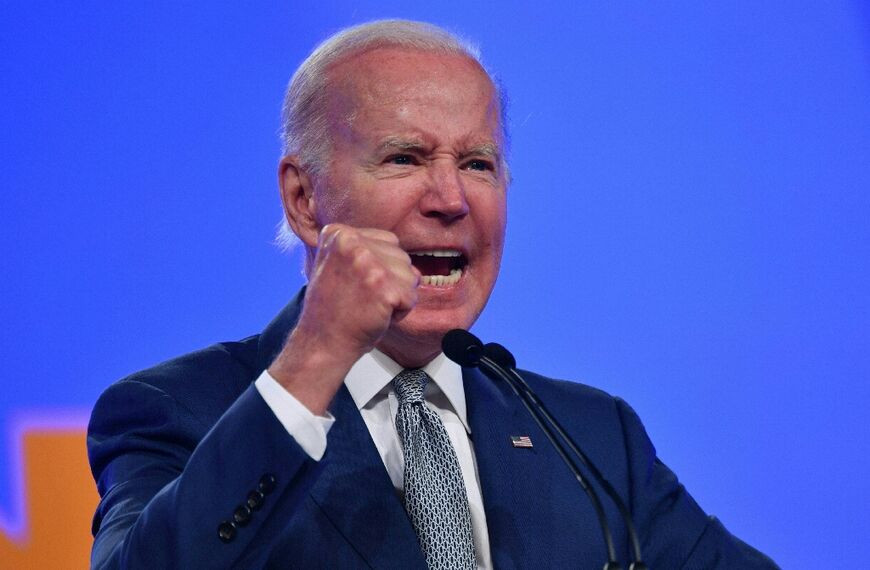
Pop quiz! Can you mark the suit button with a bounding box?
[233,505,252,526]
[246,490,265,511]
[218,521,236,543]
[258,474,277,494]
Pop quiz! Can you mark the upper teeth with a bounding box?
[410,250,461,257]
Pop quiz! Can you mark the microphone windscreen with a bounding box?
[483,342,517,369]
[442,329,484,367]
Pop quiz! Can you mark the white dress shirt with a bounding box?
[255,349,493,569]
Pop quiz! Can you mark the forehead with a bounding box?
[326,47,502,145]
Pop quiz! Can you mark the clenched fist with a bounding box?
[268,224,420,415]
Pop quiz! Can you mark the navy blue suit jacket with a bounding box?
[88,289,777,568]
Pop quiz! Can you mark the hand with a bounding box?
[268,224,420,414]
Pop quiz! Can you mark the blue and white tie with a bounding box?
[393,369,475,570]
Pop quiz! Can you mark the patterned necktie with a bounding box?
[393,369,475,570]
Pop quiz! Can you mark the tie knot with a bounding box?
[393,369,430,405]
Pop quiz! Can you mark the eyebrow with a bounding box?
[374,137,502,162]
[463,142,501,161]
[374,136,430,155]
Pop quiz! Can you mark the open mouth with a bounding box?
[409,250,468,286]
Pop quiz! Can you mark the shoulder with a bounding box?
[120,336,260,396]
[511,369,779,568]
[88,335,264,481]
[90,335,262,433]
[513,368,651,461]
[518,368,616,403]
[517,368,635,426]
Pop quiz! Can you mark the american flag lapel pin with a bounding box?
[510,435,533,449]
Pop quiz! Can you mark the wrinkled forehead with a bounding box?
[325,47,504,142]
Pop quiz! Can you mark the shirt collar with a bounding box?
[345,348,470,433]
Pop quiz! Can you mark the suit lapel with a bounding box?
[465,367,603,567]
[309,385,425,568]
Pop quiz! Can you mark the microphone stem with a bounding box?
[478,356,621,569]
[503,366,646,569]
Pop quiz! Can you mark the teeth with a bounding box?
[410,250,461,257]
[420,268,462,287]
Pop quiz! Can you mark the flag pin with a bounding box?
[510,435,533,449]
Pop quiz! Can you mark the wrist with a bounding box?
[267,325,361,415]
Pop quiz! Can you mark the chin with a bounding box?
[380,305,480,368]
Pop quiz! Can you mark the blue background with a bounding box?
[2,2,869,566]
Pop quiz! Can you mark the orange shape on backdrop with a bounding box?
[0,430,98,568]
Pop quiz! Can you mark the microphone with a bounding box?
[443,330,623,570]
[481,341,515,368]
[442,329,484,367]
[483,342,646,570]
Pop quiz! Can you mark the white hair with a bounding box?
[275,19,509,252]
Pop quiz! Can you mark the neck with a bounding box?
[376,337,440,370]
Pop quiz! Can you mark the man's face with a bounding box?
[312,47,507,359]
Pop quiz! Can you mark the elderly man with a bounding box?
[88,20,777,569]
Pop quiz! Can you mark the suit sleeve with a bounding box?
[87,379,325,569]
[614,398,780,569]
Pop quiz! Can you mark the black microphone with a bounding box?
[442,329,484,367]
[443,329,623,570]
[481,341,515,369]
[484,342,647,570]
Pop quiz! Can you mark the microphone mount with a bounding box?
[442,329,647,570]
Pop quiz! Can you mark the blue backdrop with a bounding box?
[2,2,869,566]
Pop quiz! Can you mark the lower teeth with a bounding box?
[421,268,462,287]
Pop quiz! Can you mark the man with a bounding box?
[88,20,777,569]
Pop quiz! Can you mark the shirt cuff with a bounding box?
[254,369,335,461]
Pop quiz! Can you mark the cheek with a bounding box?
[310,171,353,226]
[314,190,350,225]
[350,185,421,228]
[475,194,507,246]
[315,181,386,227]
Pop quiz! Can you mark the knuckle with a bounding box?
[319,225,342,249]
[351,247,374,269]
[383,290,398,305]
[362,227,398,242]
[381,230,400,244]
[364,267,387,289]
[407,265,421,285]
[334,231,360,255]
[320,223,339,240]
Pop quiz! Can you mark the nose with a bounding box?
[419,160,469,221]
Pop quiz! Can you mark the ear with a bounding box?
[278,155,320,248]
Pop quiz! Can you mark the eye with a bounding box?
[464,158,494,172]
[386,154,417,166]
